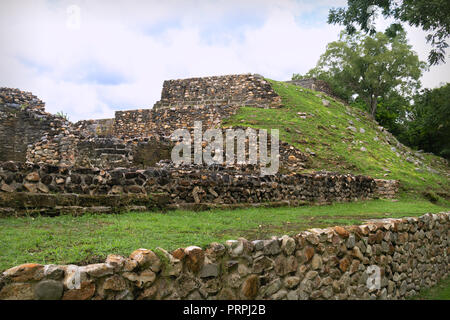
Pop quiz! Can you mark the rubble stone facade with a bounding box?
[0,161,399,216]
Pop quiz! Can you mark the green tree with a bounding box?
[301,30,426,117]
[328,0,450,65]
[405,83,450,158]
[291,74,308,81]
[376,92,410,138]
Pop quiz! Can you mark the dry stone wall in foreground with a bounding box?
[0,212,448,300]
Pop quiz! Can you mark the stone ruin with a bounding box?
[285,78,336,99]
[0,74,399,215]
[1,74,284,168]
[1,75,446,302]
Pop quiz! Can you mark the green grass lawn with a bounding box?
[411,276,450,300]
[0,198,448,272]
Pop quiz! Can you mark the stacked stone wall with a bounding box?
[74,137,174,169]
[114,74,282,138]
[74,119,115,138]
[114,104,241,138]
[0,88,71,163]
[0,161,398,216]
[11,74,284,166]
[374,179,399,199]
[154,74,282,110]
[286,79,336,98]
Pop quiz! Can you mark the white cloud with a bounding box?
[0,0,448,121]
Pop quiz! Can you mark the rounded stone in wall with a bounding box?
[34,280,64,300]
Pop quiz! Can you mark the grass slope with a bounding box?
[223,80,450,199]
[0,198,448,271]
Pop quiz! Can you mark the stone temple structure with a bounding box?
[0,74,398,216]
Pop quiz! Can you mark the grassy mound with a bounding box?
[223,80,450,200]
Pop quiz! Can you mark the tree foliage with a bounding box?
[328,0,450,65]
[298,30,426,117]
[376,92,410,137]
[404,84,450,158]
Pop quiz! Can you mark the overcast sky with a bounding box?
[1,0,449,121]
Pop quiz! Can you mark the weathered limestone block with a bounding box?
[184,246,205,273]
[154,247,182,277]
[62,281,96,300]
[129,249,161,272]
[34,280,64,300]
[3,263,44,282]
[123,270,156,288]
